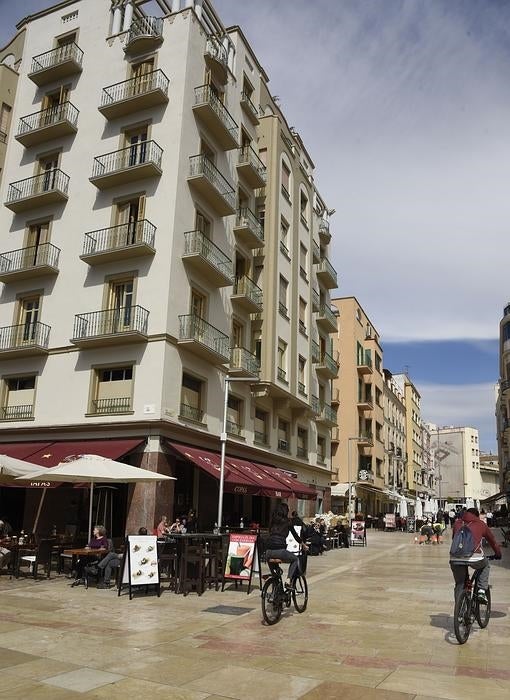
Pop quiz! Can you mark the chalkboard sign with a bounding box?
[406,516,416,533]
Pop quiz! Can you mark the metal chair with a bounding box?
[18,539,55,579]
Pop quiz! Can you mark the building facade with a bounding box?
[479,453,501,502]
[0,0,337,533]
[0,28,26,182]
[497,302,510,504]
[393,373,423,497]
[426,425,482,502]
[383,368,407,501]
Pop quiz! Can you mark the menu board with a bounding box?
[384,514,396,529]
[222,532,261,594]
[350,520,367,546]
[119,535,160,599]
[406,516,416,533]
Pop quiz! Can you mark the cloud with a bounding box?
[420,382,498,452]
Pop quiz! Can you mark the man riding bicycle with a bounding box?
[450,508,502,603]
[265,503,307,589]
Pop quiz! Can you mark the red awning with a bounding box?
[0,438,145,467]
[257,463,317,500]
[226,457,293,499]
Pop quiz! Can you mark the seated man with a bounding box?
[0,520,13,571]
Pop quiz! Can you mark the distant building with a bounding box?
[496,302,510,505]
[479,453,501,502]
[393,373,424,497]
[426,425,481,502]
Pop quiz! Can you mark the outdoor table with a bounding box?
[1,541,37,578]
[157,534,223,594]
[63,547,108,573]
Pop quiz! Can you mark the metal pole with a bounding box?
[437,426,442,509]
[217,377,230,530]
[347,438,352,523]
[88,481,94,541]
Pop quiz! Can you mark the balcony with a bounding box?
[182,230,233,287]
[124,16,164,55]
[0,322,50,358]
[90,397,131,415]
[231,275,262,313]
[192,85,239,150]
[233,207,264,249]
[99,70,169,120]
[501,379,510,393]
[16,102,79,147]
[331,426,340,444]
[315,303,337,333]
[0,405,34,421]
[358,433,374,447]
[204,36,228,83]
[357,353,373,374]
[318,218,331,243]
[179,403,204,423]
[312,289,320,312]
[357,394,374,411]
[312,241,320,264]
[226,420,242,437]
[240,90,259,124]
[187,154,235,216]
[90,140,162,189]
[312,396,337,427]
[5,169,69,213]
[229,346,260,378]
[81,220,156,265]
[313,350,339,379]
[0,243,60,282]
[178,314,229,365]
[331,387,340,406]
[71,306,149,347]
[277,367,287,384]
[315,257,338,289]
[297,446,308,460]
[236,145,266,188]
[28,42,83,86]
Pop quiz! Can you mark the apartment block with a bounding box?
[0,28,26,183]
[393,373,423,497]
[383,368,407,497]
[426,424,482,502]
[0,0,337,533]
[479,453,501,502]
[497,302,510,503]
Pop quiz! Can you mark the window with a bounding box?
[0,103,11,137]
[297,427,308,458]
[278,276,288,317]
[124,125,149,166]
[281,161,291,200]
[107,278,134,330]
[277,339,287,382]
[299,190,309,227]
[1,375,35,421]
[280,217,289,258]
[256,204,265,233]
[16,295,41,343]
[232,320,243,349]
[37,153,60,190]
[317,435,326,463]
[299,243,308,281]
[130,58,155,94]
[115,195,146,245]
[376,422,383,442]
[376,458,383,477]
[24,222,50,265]
[299,297,307,336]
[42,84,70,121]
[252,329,261,362]
[298,356,306,395]
[180,373,204,422]
[375,387,382,407]
[375,353,382,372]
[254,408,268,444]
[91,366,133,415]
[278,419,289,452]
[190,288,206,319]
[227,395,242,436]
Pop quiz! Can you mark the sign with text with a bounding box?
[222,532,261,594]
[351,520,367,546]
[384,514,396,529]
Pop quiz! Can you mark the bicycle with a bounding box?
[453,555,496,644]
[261,557,308,625]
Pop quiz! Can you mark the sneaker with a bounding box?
[284,580,295,591]
[97,582,111,590]
[71,578,83,587]
[477,589,488,604]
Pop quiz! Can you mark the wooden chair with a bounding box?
[18,539,55,579]
[178,537,206,596]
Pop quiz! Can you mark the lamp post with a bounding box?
[347,437,360,523]
[217,374,254,530]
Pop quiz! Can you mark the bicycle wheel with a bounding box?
[475,587,491,628]
[261,577,282,625]
[453,591,472,644]
[292,573,308,613]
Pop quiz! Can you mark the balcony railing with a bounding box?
[73,306,149,341]
[0,243,60,278]
[319,351,339,375]
[188,154,236,212]
[277,367,287,383]
[240,90,259,122]
[205,36,228,69]
[91,140,163,179]
[312,289,320,311]
[230,346,260,375]
[17,101,79,142]
[297,446,308,459]
[237,145,266,185]
[183,229,233,283]
[91,397,131,415]
[312,241,320,263]
[316,257,338,287]
[0,130,6,143]
[232,275,262,309]
[358,469,374,483]
[357,352,373,372]
[1,404,34,421]
[235,207,264,245]
[319,218,330,240]
[299,320,307,336]
[226,419,242,436]
[29,42,83,78]
[317,303,336,328]
[280,241,290,258]
[100,69,169,114]
[125,16,163,52]
[278,302,288,318]
[82,220,156,258]
[254,430,267,444]
[6,169,69,210]
[194,85,238,142]
[178,314,229,360]
[311,340,320,363]
[179,403,204,423]
[298,381,307,396]
[0,322,50,352]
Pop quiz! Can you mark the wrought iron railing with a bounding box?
[278,302,288,317]
[226,420,242,436]
[17,101,79,136]
[194,85,238,138]
[238,145,266,182]
[91,397,131,414]
[101,69,169,107]
[312,289,320,309]
[0,322,50,351]
[277,367,287,382]
[0,404,34,420]
[183,230,233,280]
[319,351,339,374]
[359,432,374,443]
[316,257,338,286]
[235,207,264,242]
[321,403,336,423]
[233,275,262,307]
[278,439,289,452]
[298,382,307,396]
[92,140,162,178]
[241,90,259,119]
[0,130,6,143]
[73,306,149,339]
[230,346,260,375]
[205,36,228,67]
[299,320,307,336]
[0,243,60,275]
[179,403,203,422]
[311,341,320,363]
[82,220,156,256]
[313,241,320,261]
[126,16,163,45]
[317,303,336,327]
[178,314,229,359]
[297,446,307,459]
[6,169,69,204]
[254,430,267,444]
[30,42,83,74]
[188,154,235,209]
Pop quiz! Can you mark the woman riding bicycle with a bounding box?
[265,503,307,589]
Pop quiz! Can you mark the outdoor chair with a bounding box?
[204,535,223,591]
[158,540,179,591]
[179,537,206,596]
[18,539,55,579]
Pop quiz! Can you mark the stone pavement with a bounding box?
[0,530,509,699]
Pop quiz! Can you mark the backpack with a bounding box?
[449,523,476,558]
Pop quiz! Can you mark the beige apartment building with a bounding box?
[331,297,386,516]
[0,28,26,183]
[497,302,510,505]
[393,373,423,497]
[0,0,337,534]
[383,368,407,499]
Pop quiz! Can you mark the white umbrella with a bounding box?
[465,497,475,509]
[415,498,423,519]
[399,496,408,518]
[423,497,433,515]
[17,454,175,538]
[0,454,42,482]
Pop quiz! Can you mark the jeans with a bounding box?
[98,551,120,583]
[450,558,490,598]
[265,549,300,581]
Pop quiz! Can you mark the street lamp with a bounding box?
[217,374,255,530]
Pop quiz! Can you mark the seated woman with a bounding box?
[156,515,170,538]
[72,525,110,586]
[168,517,182,533]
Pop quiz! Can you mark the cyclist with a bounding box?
[265,503,307,589]
[450,507,502,603]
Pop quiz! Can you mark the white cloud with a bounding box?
[420,382,498,452]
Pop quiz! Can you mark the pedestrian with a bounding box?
[443,511,449,529]
[448,507,456,528]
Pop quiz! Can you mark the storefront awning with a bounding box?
[259,465,317,500]
[331,483,350,497]
[226,456,293,498]
[481,491,508,507]
[0,438,145,467]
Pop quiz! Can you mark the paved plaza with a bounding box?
[0,530,509,699]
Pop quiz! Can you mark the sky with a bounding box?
[1,0,508,452]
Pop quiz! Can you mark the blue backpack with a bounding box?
[450,523,476,558]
